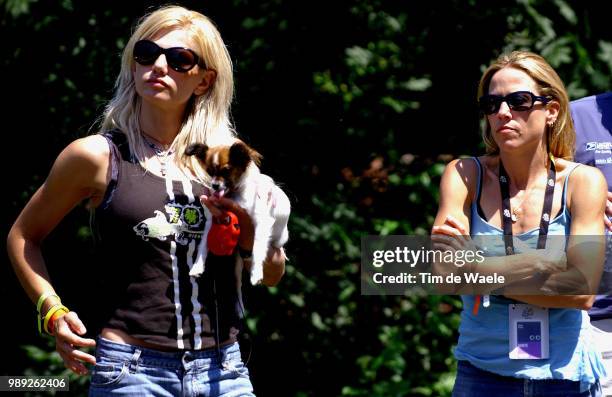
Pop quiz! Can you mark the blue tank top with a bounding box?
[454,157,606,392]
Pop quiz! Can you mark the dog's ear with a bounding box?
[185,143,208,160]
[249,147,262,167]
[229,142,251,169]
[229,141,263,168]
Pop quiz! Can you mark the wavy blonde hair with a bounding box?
[477,51,574,160]
[99,5,235,182]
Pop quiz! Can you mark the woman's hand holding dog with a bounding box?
[201,195,285,286]
[201,195,254,251]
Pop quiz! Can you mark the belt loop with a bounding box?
[129,348,142,374]
[182,350,194,370]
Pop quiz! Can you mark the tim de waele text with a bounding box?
[372,272,505,284]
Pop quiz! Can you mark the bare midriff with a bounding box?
[100,327,180,351]
[100,327,233,351]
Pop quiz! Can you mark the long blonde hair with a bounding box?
[477,51,574,160]
[99,5,235,182]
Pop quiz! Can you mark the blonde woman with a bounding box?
[7,6,284,396]
[432,51,607,396]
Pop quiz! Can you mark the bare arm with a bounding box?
[433,217,565,294]
[430,159,474,292]
[7,135,110,374]
[261,247,286,286]
[432,159,473,233]
[506,165,607,309]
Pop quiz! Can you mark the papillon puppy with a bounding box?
[186,140,290,285]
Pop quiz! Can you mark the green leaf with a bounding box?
[401,77,432,92]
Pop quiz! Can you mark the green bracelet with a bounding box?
[36,292,60,314]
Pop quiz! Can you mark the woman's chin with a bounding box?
[141,89,171,101]
[495,139,522,152]
[140,93,187,110]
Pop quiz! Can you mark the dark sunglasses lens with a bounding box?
[507,92,533,111]
[479,96,501,115]
[134,41,160,65]
[167,49,197,71]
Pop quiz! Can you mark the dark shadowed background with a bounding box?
[2,0,611,395]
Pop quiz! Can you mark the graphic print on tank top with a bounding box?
[133,202,205,245]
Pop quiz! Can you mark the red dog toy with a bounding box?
[207,211,240,256]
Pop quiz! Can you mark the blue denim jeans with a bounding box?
[89,337,254,397]
[453,360,601,397]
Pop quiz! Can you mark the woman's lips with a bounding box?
[496,126,517,134]
[146,78,168,88]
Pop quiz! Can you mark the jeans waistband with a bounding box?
[95,337,242,370]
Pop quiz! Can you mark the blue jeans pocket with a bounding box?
[90,361,129,387]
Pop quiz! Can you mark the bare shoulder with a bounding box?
[564,159,607,204]
[59,134,109,165]
[49,134,110,195]
[443,157,479,183]
[440,157,480,196]
[565,160,606,189]
[434,157,480,229]
[438,157,481,213]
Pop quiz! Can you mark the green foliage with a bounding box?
[502,0,612,97]
[21,338,90,397]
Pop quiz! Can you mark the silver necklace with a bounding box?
[142,135,175,176]
[510,188,533,222]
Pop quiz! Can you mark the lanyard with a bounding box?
[473,156,556,315]
[499,156,556,252]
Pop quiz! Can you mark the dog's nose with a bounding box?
[212,183,220,191]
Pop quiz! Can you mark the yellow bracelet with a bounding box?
[41,304,69,336]
[36,292,60,314]
[39,303,62,335]
[43,304,69,335]
[46,308,69,336]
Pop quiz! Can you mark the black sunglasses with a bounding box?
[133,40,205,73]
[478,91,551,115]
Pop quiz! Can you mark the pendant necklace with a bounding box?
[142,134,175,177]
[499,156,556,226]
[510,189,533,222]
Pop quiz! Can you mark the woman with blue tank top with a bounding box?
[432,51,608,396]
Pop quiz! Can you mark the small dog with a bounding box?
[186,140,290,285]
